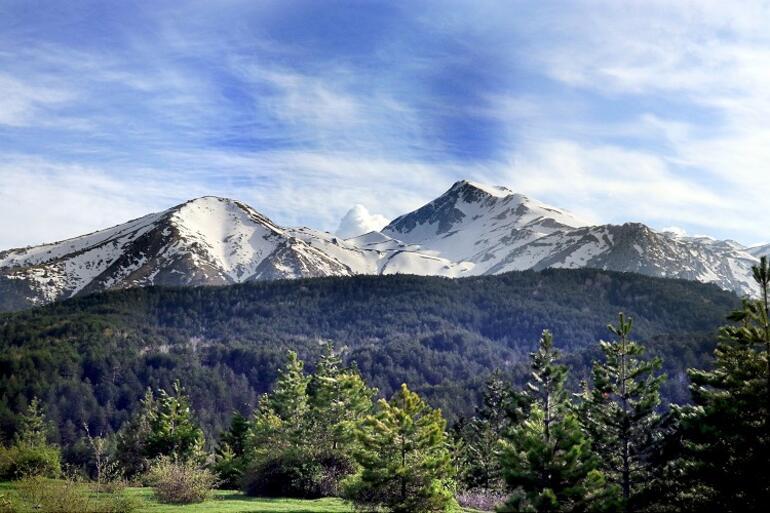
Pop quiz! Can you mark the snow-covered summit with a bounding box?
[0,181,764,310]
[382,180,590,271]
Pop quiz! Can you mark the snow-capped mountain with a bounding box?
[0,181,763,310]
[0,196,469,310]
[747,243,770,259]
[382,181,760,295]
[383,180,591,274]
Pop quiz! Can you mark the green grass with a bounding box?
[126,487,352,512]
[1,482,485,512]
[0,482,351,512]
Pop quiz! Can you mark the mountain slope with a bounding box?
[0,269,739,440]
[382,181,760,296]
[0,197,350,308]
[0,197,470,310]
[0,180,763,310]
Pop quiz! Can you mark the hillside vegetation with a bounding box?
[0,269,738,444]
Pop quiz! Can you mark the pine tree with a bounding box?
[221,412,250,458]
[456,370,525,492]
[144,381,205,463]
[250,351,310,453]
[344,383,456,513]
[672,257,770,512]
[214,411,252,489]
[580,313,664,511]
[269,351,310,422]
[15,397,49,447]
[4,397,61,479]
[308,345,375,454]
[116,388,156,478]
[499,330,609,513]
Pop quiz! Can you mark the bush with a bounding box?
[242,449,355,499]
[9,475,139,513]
[100,493,142,513]
[15,475,91,513]
[0,493,15,513]
[146,458,217,504]
[0,444,61,480]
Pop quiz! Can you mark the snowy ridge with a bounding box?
[0,181,764,310]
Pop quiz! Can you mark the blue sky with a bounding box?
[1,0,769,248]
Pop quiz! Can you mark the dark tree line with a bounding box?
[0,269,736,452]
[0,260,768,512]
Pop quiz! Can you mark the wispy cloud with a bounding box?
[0,74,75,127]
[1,1,769,249]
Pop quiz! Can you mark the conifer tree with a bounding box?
[672,257,770,512]
[344,383,456,513]
[250,351,310,452]
[269,351,310,422]
[456,370,525,492]
[308,345,375,454]
[15,397,49,447]
[4,397,61,479]
[214,411,252,488]
[144,381,205,463]
[499,331,609,513]
[580,313,664,511]
[221,412,250,458]
[116,388,156,477]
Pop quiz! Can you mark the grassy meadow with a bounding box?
[0,482,351,513]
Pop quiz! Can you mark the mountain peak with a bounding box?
[449,180,515,199]
[1,183,764,311]
[168,196,282,234]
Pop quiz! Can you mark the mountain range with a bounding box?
[1,180,766,310]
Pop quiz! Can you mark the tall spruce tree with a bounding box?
[116,388,156,477]
[307,345,375,454]
[672,257,770,512]
[214,411,252,489]
[15,397,49,447]
[144,381,205,463]
[456,370,525,492]
[344,383,456,513]
[499,330,610,513]
[221,412,250,458]
[250,350,310,453]
[580,313,664,511]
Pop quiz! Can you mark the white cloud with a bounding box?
[0,74,74,126]
[491,1,770,243]
[502,139,750,235]
[0,156,204,248]
[661,226,687,238]
[335,204,389,239]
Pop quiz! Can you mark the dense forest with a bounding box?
[1,259,768,512]
[0,268,738,451]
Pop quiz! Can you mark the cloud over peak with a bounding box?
[335,204,389,239]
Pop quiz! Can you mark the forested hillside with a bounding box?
[0,269,738,446]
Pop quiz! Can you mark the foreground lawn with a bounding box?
[1,482,484,512]
[126,488,352,513]
[0,483,351,513]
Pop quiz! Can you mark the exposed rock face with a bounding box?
[0,181,761,310]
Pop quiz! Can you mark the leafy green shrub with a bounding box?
[100,493,142,513]
[0,444,61,480]
[146,458,217,504]
[9,475,138,513]
[15,475,91,513]
[0,493,16,513]
[242,449,355,499]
